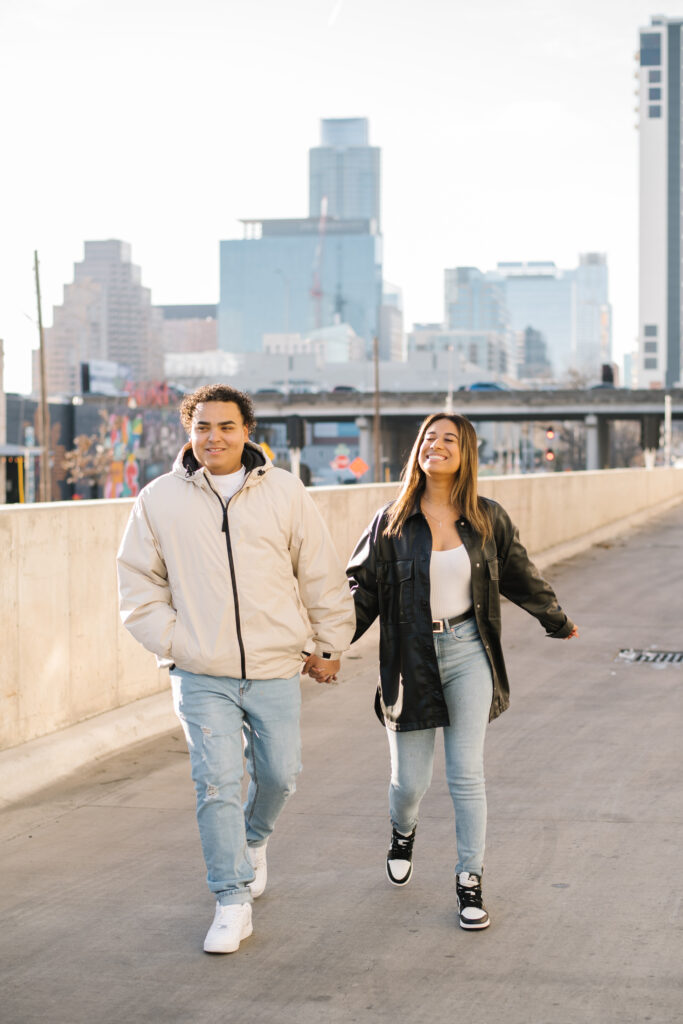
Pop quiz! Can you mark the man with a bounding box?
[117,384,355,954]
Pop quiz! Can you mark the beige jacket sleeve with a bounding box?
[116,495,176,660]
[289,483,356,659]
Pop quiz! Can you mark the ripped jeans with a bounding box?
[171,669,302,906]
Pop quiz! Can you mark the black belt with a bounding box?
[432,609,475,633]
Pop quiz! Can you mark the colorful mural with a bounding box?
[103,409,185,498]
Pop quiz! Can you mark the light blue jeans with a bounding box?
[387,616,493,876]
[171,669,302,906]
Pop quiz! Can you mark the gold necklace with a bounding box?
[421,500,455,528]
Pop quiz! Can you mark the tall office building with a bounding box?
[442,258,610,380]
[220,118,384,356]
[495,259,609,379]
[40,240,163,395]
[444,267,508,331]
[443,267,513,377]
[494,262,576,378]
[309,117,381,227]
[575,253,611,375]
[378,283,405,361]
[518,327,552,379]
[156,305,218,354]
[219,218,382,354]
[636,15,683,387]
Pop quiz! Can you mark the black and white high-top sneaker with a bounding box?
[386,826,416,886]
[456,871,490,930]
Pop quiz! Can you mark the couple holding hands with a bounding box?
[117,384,577,953]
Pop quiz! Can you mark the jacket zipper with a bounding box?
[207,480,247,680]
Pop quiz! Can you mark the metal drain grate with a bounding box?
[618,649,683,665]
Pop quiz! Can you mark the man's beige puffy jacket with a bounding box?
[117,441,356,680]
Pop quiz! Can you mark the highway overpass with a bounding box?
[252,388,683,472]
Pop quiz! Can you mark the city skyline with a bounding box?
[1,0,655,392]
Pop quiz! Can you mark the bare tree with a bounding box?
[552,422,586,471]
[611,421,642,468]
[61,411,113,495]
[562,368,592,390]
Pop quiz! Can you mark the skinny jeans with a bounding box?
[387,615,493,876]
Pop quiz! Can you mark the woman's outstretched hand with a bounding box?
[565,625,579,639]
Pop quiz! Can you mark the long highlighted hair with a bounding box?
[384,413,493,542]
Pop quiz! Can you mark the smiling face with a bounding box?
[190,401,249,476]
[417,418,461,480]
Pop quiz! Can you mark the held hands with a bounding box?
[302,653,341,684]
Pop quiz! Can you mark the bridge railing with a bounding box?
[1,467,682,755]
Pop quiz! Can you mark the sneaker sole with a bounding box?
[458,917,490,930]
[204,921,253,954]
[386,862,413,887]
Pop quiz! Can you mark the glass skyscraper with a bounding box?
[444,258,610,380]
[495,262,576,377]
[444,267,508,331]
[219,119,383,357]
[219,218,382,355]
[494,260,609,379]
[309,117,381,228]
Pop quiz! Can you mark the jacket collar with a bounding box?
[173,440,270,482]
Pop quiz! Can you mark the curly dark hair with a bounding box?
[179,384,256,433]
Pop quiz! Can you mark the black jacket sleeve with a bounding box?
[346,510,385,642]
[494,505,575,638]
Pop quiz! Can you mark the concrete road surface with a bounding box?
[2,503,682,1024]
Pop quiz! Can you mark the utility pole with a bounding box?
[34,251,51,502]
[445,344,454,414]
[373,335,381,482]
[664,393,672,466]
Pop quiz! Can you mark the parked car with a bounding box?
[466,381,510,392]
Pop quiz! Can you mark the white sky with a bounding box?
[0,0,673,392]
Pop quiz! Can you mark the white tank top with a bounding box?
[429,545,473,621]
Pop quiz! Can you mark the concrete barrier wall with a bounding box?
[2,466,682,753]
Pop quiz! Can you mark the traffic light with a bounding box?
[545,426,555,440]
[544,448,555,463]
[286,415,305,449]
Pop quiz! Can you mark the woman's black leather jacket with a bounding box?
[346,498,575,731]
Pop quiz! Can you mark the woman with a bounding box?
[346,413,578,930]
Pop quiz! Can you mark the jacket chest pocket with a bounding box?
[377,559,415,624]
[487,557,501,621]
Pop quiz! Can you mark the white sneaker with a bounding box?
[386,827,416,887]
[203,902,253,954]
[456,872,490,930]
[248,843,268,898]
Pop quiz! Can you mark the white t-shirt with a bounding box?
[429,545,473,621]
[212,466,247,501]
